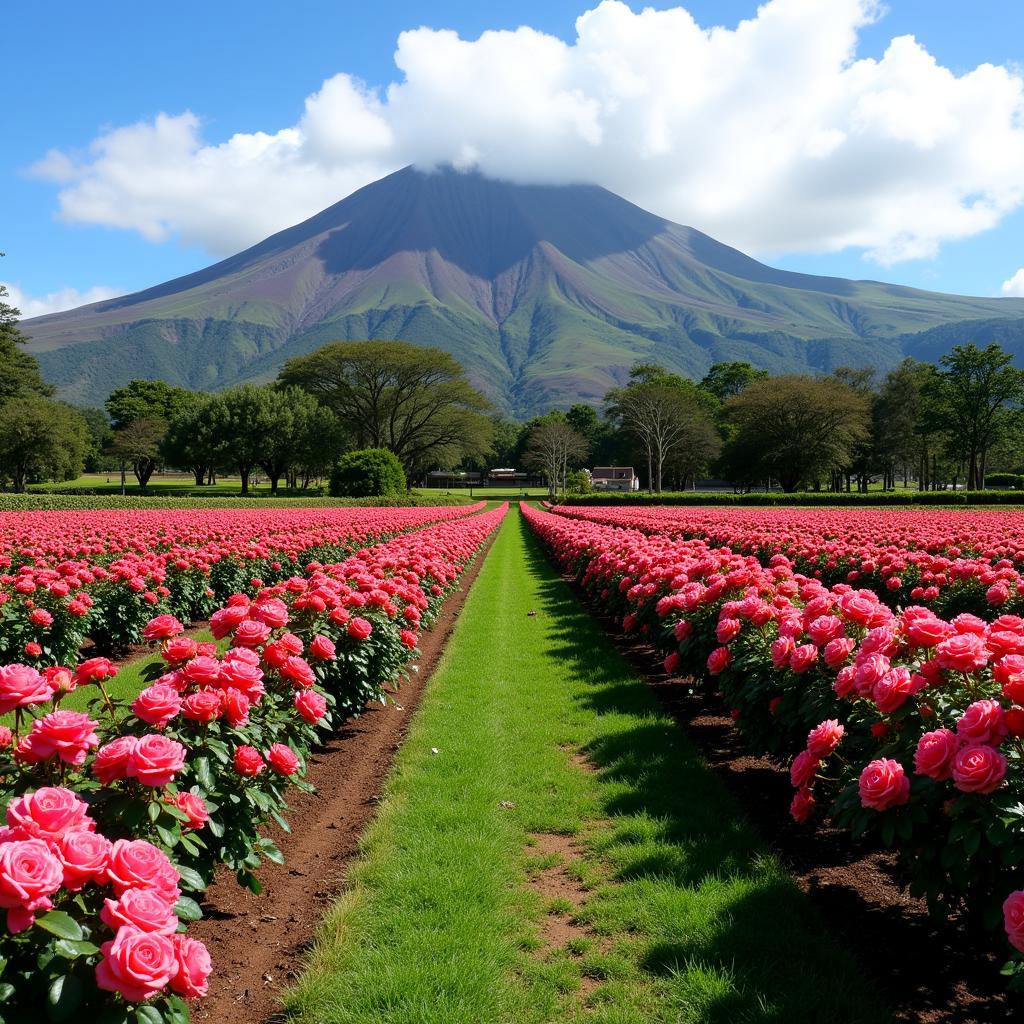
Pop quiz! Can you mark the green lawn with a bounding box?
[284,509,889,1024]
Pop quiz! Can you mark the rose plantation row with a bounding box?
[0,503,507,1022]
[524,502,1024,991]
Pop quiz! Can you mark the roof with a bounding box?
[591,466,635,476]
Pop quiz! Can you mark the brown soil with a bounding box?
[189,533,497,1024]
[569,586,1016,1024]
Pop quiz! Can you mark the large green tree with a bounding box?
[721,375,870,492]
[0,398,88,492]
[279,340,493,479]
[0,273,52,404]
[700,361,769,401]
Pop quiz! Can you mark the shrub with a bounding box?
[329,449,406,498]
[986,473,1024,490]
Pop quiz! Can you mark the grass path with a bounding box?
[284,509,890,1024]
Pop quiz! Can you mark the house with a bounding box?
[591,467,639,492]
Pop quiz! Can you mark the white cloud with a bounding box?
[1,282,123,318]
[1003,269,1024,297]
[28,0,1024,265]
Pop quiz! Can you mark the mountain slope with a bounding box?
[22,166,1024,415]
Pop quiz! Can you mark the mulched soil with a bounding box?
[570,583,1015,1024]
[189,534,496,1023]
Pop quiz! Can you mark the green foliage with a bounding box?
[329,448,406,498]
[0,398,88,491]
[565,468,592,493]
[986,473,1024,489]
[0,276,52,403]
[559,489,1024,506]
[105,379,192,429]
[700,360,769,400]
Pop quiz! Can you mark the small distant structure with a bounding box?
[423,470,481,489]
[488,467,545,487]
[591,466,639,492]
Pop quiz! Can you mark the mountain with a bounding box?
[21,165,1024,416]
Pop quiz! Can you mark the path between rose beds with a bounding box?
[279,508,889,1024]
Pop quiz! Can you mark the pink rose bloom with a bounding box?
[858,758,911,811]
[771,636,795,669]
[182,656,220,687]
[806,719,844,759]
[951,745,1007,794]
[162,636,198,663]
[706,646,732,675]
[913,729,958,781]
[233,745,265,777]
[43,666,75,695]
[348,617,373,641]
[56,829,111,890]
[29,608,53,628]
[663,651,681,675]
[0,839,64,932]
[132,684,182,729]
[853,654,890,696]
[218,659,265,701]
[790,787,815,823]
[956,699,1007,746]
[74,657,117,686]
[871,667,914,714]
[789,644,818,674]
[833,665,857,699]
[182,689,222,723]
[126,734,186,788]
[790,750,819,788]
[935,632,989,674]
[168,791,209,831]
[823,636,855,669]
[716,617,741,644]
[674,619,693,642]
[95,926,177,1003]
[267,743,301,776]
[219,687,251,727]
[251,598,289,628]
[808,615,845,647]
[400,629,418,649]
[281,656,315,689]
[7,786,93,843]
[93,736,140,784]
[994,654,1024,705]
[107,840,180,902]
[100,887,178,935]
[1004,890,1024,953]
[231,619,272,648]
[210,603,248,639]
[143,614,184,641]
[15,710,99,766]
[0,664,52,714]
[309,634,336,661]
[170,934,212,998]
[294,689,328,723]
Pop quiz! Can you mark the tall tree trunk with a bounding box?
[240,467,250,496]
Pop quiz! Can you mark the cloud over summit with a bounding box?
[31,0,1024,265]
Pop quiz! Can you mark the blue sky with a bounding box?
[3,0,1024,313]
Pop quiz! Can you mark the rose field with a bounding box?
[3,499,1024,1023]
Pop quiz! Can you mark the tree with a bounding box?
[205,386,277,495]
[71,406,113,473]
[329,449,406,498]
[927,343,1024,490]
[0,267,52,404]
[872,359,937,490]
[0,398,88,492]
[700,361,769,401]
[606,365,719,492]
[721,375,870,492]
[162,395,222,486]
[523,418,589,498]
[279,341,493,479]
[105,379,192,429]
[257,387,340,495]
[108,418,166,489]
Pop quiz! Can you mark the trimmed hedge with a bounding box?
[0,493,475,512]
[559,489,1024,507]
[329,448,406,498]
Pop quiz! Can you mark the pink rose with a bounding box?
[823,636,855,669]
[29,608,53,628]
[107,840,180,902]
[0,839,64,921]
[95,926,177,1002]
[219,687,251,727]
[951,745,1007,794]
[280,656,315,689]
[127,734,186,788]
[294,690,328,723]
[956,699,1007,746]
[309,634,336,661]
[790,787,815,823]
[913,729,958,781]
[93,736,140,784]
[706,646,732,675]
[400,628,418,650]
[182,656,220,687]
[716,617,741,644]
[182,689,222,723]
[170,934,212,998]
[858,758,911,811]
[143,614,184,641]
[168,792,209,831]
[7,786,93,843]
[0,664,51,714]
[251,598,289,628]
[935,633,989,674]
[808,615,844,647]
[1004,890,1024,953]
[771,636,795,669]
[789,643,818,674]
[101,887,178,935]
[74,657,117,686]
[231,619,272,648]
[132,684,182,729]
[233,745,265,777]
[218,659,265,701]
[56,829,111,890]
[871,667,914,714]
[348,617,373,641]
[806,719,844,759]
[210,603,248,639]
[790,750,820,788]
[162,636,198,663]
[266,743,301,776]
[663,651,681,675]
[16,711,99,766]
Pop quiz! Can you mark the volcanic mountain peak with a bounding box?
[21,165,1024,416]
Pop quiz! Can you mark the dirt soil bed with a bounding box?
[190,535,496,1023]
[570,582,1012,1024]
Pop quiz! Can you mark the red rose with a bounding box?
[233,745,265,777]
[790,787,815,823]
[858,758,910,811]
[790,750,819,788]
[348,617,373,641]
[161,636,198,663]
[1004,890,1024,953]
[266,743,301,775]
[294,690,328,723]
[168,791,209,831]
[182,689,222,723]
[309,634,336,661]
[706,646,731,675]
[143,614,184,641]
[219,687,251,727]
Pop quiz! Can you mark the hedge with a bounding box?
[558,490,1024,507]
[0,493,476,512]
